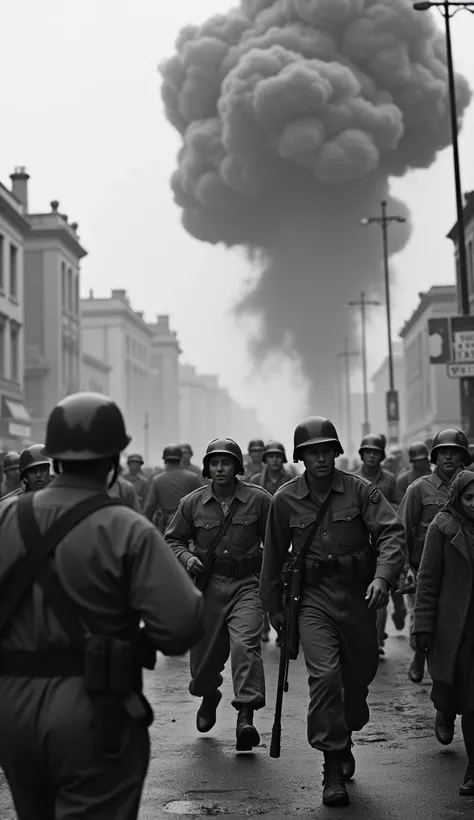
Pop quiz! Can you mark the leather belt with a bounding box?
[211,552,262,579]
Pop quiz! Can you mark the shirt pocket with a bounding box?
[194,517,222,550]
[232,514,259,549]
[289,514,318,551]
[332,507,366,548]
[420,497,443,528]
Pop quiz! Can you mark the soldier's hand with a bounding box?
[185,556,205,575]
[415,632,432,656]
[365,578,389,609]
[270,612,284,632]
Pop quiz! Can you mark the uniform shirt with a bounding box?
[144,468,202,523]
[395,465,432,501]
[243,460,263,482]
[122,471,150,509]
[182,462,203,481]
[0,473,204,656]
[165,479,271,569]
[398,469,458,570]
[0,479,21,499]
[260,469,406,614]
[352,465,398,506]
[249,467,291,496]
[0,485,24,502]
[108,475,141,512]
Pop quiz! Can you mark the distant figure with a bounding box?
[123,453,150,509]
[0,451,22,498]
[144,444,201,532]
[108,470,141,512]
[250,441,291,495]
[243,439,265,481]
[396,442,432,498]
[180,443,203,481]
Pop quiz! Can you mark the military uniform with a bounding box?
[352,464,399,506]
[0,451,21,499]
[123,472,150,509]
[144,468,201,530]
[249,466,290,494]
[0,392,204,820]
[396,465,432,501]
[110,474,141,512]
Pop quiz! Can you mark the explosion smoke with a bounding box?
[160,0,471,417]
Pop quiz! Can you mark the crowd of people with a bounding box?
[0,392,473,817]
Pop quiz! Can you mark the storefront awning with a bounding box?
[1,397,32,441]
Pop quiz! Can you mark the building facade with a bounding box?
[370,342,406,446]
[0,172,32,449]
[81,351,111,395]
[447,190,474,310]
[147,314,181,465]
[399,285,459,443]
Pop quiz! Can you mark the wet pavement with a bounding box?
[1,607,473,818]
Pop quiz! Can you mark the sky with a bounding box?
[1,0,474,440]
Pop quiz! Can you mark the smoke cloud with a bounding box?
[160,0,471,417]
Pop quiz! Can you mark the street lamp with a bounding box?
[348,293,381,437]
[361,202,406,444]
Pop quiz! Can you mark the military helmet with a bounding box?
[248,438,265,452]
[3,451,20,472]
[202,438,244,478]
[359,434,385,459]
[408,441,430,462]
[162,444,182,462]
[262,441,287,463]
[293,417,343,462]
[44,392,131,461]
[179,442,194,457]
[127,453,144,465]
[430,428,470,465]
[19,444,51,478]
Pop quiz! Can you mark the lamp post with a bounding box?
[338,338,359,459]
[361,202,406,445]
[348,292,381,437]
[413,1,474,437]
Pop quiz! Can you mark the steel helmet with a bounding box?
[19,444,51,478]
[44,392,131,461]
[127,453,144,465]
[3,451,20,472]
[248,438,265,452]
[293,417,343,462]
[408,441,430,462]
[359,434,386,459]
[202,438,244,479]
[162,444,182,462]
[179,442,194,457]
[262,441,287,463]
[430,428,470,465]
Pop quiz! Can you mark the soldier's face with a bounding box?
[181,448,191,464]
[209,456,237,484]
[461,482,474,519]
[24,464,50,491]
[266,453,284,471]
[362,449,383,469]
[436,447,463,477]
[413,457,430,473]
[302,445,336,479]
[5,466,20,483]
[249,448,264,464]
[128,461,141,476]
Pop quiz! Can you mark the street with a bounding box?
[0,609,473,819]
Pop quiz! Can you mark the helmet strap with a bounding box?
[107,455,120,489]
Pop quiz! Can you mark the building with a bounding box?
[370,342,406,446]
[81,290,154,459]
[81,351,111,395]
[0,172,32,449]
[147,314,181,465]
[447,190,474,310]
[399,285,459,443]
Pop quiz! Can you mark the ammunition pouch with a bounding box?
[303,546,376,588]
[211,552,262,579]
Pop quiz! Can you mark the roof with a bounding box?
[447,191,474,243]
[399,285,457,339]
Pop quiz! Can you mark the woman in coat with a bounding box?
[413,470,474,796]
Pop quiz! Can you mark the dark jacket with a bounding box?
[413,510,473,686]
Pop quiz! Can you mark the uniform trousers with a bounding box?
[189,574,265,710]
[298,580,379,752]
[0,676,149,820]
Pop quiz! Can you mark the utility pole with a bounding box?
[338,338,359,459]
[348,292,381,437]
[144,412,149,463]
[361,201,406,445]
[414,0,474,438]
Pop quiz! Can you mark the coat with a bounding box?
[413,510,473,686]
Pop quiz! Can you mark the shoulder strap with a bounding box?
[200,498,239,569]
[0,493,123,639]
[297,492,333,558]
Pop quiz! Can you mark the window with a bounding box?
[67,268,73,312]
[468,240,474,294]
[0,315,6,376]
[9,244,18,301]
[0,234,4,291]
[10,322,19,381]
[74,275,79,315]
[61,262,66,310]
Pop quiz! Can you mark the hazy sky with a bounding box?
[1,0,473,438]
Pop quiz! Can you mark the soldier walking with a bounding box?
[1,445,52,501]
[165,438,271,751]
[260,417,405,807]
[243,439,265,481]
[0,392,204,820]
[144,444,201,531]
[180,443,204,481]
[123,453,150,509]
[0,452,21,498]
[395,442,432,499]
[398,429,469,688]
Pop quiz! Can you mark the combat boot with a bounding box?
[459,764,474,796]
[434,710,455,746]
[196,691,222,733]
[342,739,355,781]
[322,756,350,807]
[408,652,425,683]
[236,707,260,751]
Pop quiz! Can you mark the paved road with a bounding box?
[1,608,473,818]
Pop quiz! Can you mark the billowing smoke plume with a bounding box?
[160,0,471,416]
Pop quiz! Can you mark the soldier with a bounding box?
[144,444,201,531]
[165,438,271,752]
[395,442,432,498]
[243,439,265,481]
[398,428,469,686]
[108,470,141,511]
[180,443,203,480]
[0,451,21,498]
[260,417,405,807]
[0,391,204,820]
[1,445,52,501]
[123,453,150,509]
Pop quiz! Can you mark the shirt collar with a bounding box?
[296,470,344,499]
[49,473,109,493]
[202,478,247,504]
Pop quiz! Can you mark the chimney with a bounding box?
[10,166,29,211]
[50,200,59,212]
[157,314,170,332]
[111,289,127,302]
